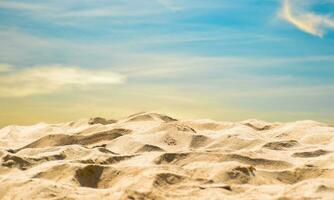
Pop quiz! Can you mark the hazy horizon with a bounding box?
[1,0,334,126]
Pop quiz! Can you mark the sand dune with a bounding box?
[0,112,334,199]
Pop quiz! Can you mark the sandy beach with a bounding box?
[0,112,333,200]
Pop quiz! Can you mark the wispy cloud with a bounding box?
[120,54,334,79]
[156,0,183,11]
[0,0,232,20]
[0,1,49,12]
[0,1,169,19]
[59,8,132,18]
[279,0,334,37]
[59,8,164,18]
[0,64,126,97]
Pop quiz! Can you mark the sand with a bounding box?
[0,112,334,200]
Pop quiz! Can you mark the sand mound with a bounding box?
[88,117,117,125]
[0,112,334,199]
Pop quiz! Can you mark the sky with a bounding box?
[0,0,334,126]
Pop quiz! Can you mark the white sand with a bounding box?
[0,112,334,200]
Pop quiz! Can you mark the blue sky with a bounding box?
[0,0,334,125]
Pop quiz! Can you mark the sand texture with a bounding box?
[1,112,334,200]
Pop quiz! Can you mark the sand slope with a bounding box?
[0,112,334,200]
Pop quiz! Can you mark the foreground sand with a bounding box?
[0,112,334,200]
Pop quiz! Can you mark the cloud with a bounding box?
[0,1,168,19]
[0,65,126,97]
[59,7,161,18]
[279,0,334,37]
[120,54,334,79]
[0,0,231,20]
[0,1,49,12]
[156,0,183,11]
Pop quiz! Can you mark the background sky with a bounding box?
[0,0,334,126]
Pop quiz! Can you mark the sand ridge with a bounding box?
[0,112,334,199]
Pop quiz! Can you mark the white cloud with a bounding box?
[156,0,183,11]
[121,54,334,79]
[0,1,167,19]
[0,65,126,97]
[0,1,49,12]
[59,7,161,18]
[279,0,334,37]
[0,0,232,20]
